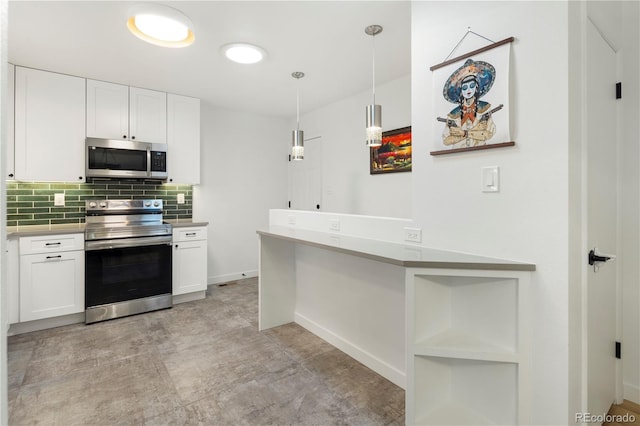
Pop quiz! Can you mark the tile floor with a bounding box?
[8,278,405,425]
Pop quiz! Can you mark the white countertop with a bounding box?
[257,226,535,271]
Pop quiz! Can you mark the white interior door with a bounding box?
[586,18,619,416]
[287,138,322,211]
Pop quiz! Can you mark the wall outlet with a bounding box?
[287,215,296,225]
[177,193,185,204]
[329,219,341,231]
[404,227,422,243]
[54,193,65,206]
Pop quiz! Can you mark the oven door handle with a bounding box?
[85,235,172,251]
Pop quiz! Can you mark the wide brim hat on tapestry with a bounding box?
[443,58,496,104]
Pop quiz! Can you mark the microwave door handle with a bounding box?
[146,146,151,177]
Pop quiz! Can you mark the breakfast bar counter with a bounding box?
[258,217,535,425]
[258,226,535,271]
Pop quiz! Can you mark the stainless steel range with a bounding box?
[84,199,172,324]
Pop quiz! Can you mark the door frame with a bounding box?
[577,3,624,418]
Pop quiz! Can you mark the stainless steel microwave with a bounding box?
[86,138,168,180]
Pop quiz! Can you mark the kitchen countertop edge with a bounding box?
[257,226,536,272]
[7,220,209,238]
[7,224,86,239]
[166,220,209,228]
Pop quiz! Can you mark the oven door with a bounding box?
[85,236,172,309]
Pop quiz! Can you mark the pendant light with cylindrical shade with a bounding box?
[291,71,305,160]
[365,24,383,147]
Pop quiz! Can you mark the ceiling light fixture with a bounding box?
[291,71,305,161]
[365,24,383,147]
[221,43,267,64]
[127,4,195,48]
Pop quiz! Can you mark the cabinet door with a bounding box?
[172,239,207,295]
[86,79,129,140]
[167,94,200,184]
[19,250,84,322]
[129,87,166,143]
[7,63,15,179]
[14,67,86,182]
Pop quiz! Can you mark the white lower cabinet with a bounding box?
[18,234,84,322]
[172,227,208,296]
[7,239,20,324]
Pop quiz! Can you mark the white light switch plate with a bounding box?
[482,166,500,192]
[177,193,185,204]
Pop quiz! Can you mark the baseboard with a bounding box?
[209,270,258,285]
[173,291,206,304]
[624,382,640,405]
[294,312,406,390]
[8,312,85,336]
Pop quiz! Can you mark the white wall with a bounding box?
[0,0,8,423]
[412,2,570,424]
[193,104,289,284]
[619,0,640,404]
[296,74,411,218]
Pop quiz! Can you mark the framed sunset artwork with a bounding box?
[369,126,412,175]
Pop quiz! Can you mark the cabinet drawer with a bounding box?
[19,233,84,255]
[173,227,207,242]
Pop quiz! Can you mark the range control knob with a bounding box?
[153,200,160,207]
[99,201,107,208]
[88,201,97,208]
[144,201,152,207]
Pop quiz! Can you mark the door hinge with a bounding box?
[616,82,622,99]
[616,341,621,359]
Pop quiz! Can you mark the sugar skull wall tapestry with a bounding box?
[431,38,513,155]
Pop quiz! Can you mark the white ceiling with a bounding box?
[8,1,411,119]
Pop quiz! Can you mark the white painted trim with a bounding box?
[7,312,84,336]
[294,312,406,390]
[173,291,205,304]
[624,382,640,405]
[209,270,258,285]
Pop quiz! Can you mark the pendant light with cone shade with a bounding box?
[365,24,383,147]
[291,71,305,160]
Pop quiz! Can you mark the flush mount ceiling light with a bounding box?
[221,43,267,64]
[365,24,383,147]
[127,4,195,48]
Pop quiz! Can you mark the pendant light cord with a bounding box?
[371,33,376,104]
[296,82,300,131]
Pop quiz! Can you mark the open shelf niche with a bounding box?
[406,269,531,425]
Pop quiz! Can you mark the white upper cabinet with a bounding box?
[130,87,167,143]
[14,66,85,182]
[86,79,129,140]
[86,79,167,144]
[167,94,201,184]
[7,63,15,179]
